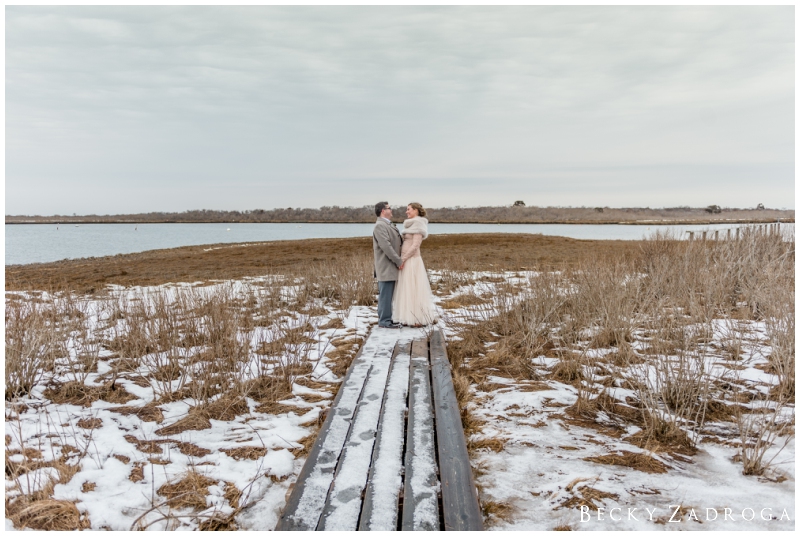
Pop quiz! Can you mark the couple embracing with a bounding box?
[372,201,438,329]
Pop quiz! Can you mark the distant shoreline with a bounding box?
[5,205,794,227]
[4,218,793,225]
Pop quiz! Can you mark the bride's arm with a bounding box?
[401,233,423,261]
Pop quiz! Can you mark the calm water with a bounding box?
[5,222,789,266]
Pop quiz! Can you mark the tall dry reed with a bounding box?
[449,229,793,471]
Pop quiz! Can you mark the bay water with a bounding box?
[5,222,787,266]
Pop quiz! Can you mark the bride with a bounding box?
[392,203,438,327]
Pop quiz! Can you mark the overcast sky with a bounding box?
[5,5,795,215]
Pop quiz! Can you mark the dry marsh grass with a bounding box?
[5,272,356,528]
[4,228,794,529]
[5,497,91,531]
[448,228,794,478]
[156,470,218,510]
[583,451,670,474]
[6,234,642,294]
[5,406,94,530]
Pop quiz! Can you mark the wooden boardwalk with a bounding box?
[277,328,483,531]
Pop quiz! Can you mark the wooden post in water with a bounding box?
[702,231,707,241]
[736,228,740,240]
[727,229,731,240]
[688,231,694,241]
[714,230,719,241]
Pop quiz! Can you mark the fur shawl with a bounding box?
[402,216,428,239]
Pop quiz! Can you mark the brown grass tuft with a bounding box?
[583,451,669,474]
[291,432,319,458]
[439,292,489,309]
[626,425,698,458]
[703,399,741,422]
[76,417,103,429]
[202,393,250,421]
[155,413,211,436]
[451,371,473,408]
[220,446,268,461]
[580,486,620,506]
[6,498,91,530]
[549,357,584,385]
[591,327,633,348]
[468,437,508,453]
[607,344,645,366]
[324,337,363,378]
[568,391,640,423]
[560,484,619,511]
[246,375,293,404]
[43,380,136,407]
[199,515,238,531]
[124,435,165,455]
[258,323,317,355]
[129,462,145,482]
[223,482,241,509]
[255,401,312,415]
[157,471,217,510]
[109,403,165,423]
[481,499,514,525]
[176,442,212,457]
[318,317,345,330]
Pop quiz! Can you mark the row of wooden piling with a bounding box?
[687,223,785,241]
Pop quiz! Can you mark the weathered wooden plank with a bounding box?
[430,329,483,531]
[402,338,440,531]
[359,342,411,531]
[280,329,479,532]
[317,340,398,530]
[276,339,374,530]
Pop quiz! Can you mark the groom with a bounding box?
[373,201,404,328]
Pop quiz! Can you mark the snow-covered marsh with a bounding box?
[5,229,795,530]
[5,277,375,530]
[440,231,795,530]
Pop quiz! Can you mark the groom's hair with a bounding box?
[375,201,389,217]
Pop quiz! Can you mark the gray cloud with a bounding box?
[6,6,794,214]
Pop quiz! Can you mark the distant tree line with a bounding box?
[5,205,794,224]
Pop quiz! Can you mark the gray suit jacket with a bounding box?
[373,218,404,281]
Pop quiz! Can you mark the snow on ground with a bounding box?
[5,278,378,530]
[5,270,796,531]
[434,272,796,531]
[469,379,794,531]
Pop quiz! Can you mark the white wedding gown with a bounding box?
[392,233,438,326]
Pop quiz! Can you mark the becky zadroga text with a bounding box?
[580,505,792,524]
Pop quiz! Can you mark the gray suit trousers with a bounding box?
[377,281,395,327]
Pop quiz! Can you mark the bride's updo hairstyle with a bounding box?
[409,202,427,217]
